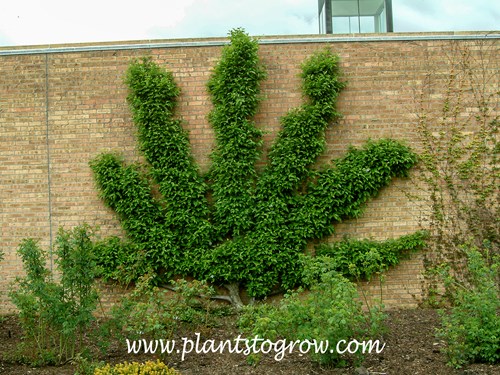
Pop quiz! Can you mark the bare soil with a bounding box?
[1,309,498,375]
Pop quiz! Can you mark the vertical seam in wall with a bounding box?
[44,53,53,270]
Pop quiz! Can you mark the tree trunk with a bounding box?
[225,283,244,309]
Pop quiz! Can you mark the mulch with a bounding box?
[1,309,498,374]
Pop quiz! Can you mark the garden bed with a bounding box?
[1,308,498,375]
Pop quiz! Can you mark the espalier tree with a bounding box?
[90,29,417,307]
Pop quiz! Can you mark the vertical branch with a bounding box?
[207,29,266,239]
[125,57,212,264]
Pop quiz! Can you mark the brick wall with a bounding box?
[1,33,498,313]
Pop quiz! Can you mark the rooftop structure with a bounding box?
[319,0,393,34]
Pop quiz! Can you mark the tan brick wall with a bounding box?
[1,33,498,313]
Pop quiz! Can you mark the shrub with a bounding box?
[239,267,386,367]
[73,354,105,375]
[437,247,500,368]
[94,360,180,375]
[9,225,99,365]
[107,275,230,342]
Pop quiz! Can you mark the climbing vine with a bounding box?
[90,28,418,306]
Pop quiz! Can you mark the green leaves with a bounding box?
[9,226,100,365]
[289,139,418,241]
[300,49,346,104]
[207,28,265,238]
[238,270,386,366]
[89,27,418,302]
[437,248,500,367]
[315,231,428,281]
[125,56,180,119]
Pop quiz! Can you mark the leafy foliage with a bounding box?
[315,231,428,281]
[106,275,229,343]
[412,41,499,367]
[93,236,146,285]
[437,248,500,368]
[414,41,499,296]
[94,360,180,375]
[238,269,386,366]
[90,28,417,302]
[9,225,99,365]
[207,28,266,239]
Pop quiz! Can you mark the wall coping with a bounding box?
[1,31,499,56]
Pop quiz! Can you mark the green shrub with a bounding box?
[9,225,99,365]
[437,247,500,368]
[315,231,428,281]
[239,268,386,367]
[73,354,105,375]
[94,360,180,375]
[108,275,230,342]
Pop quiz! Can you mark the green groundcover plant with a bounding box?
[90,28,418,306]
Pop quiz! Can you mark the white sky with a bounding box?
[0,0,499,47]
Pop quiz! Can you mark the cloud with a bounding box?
[0,30,12,46]
[148,0,317,39]
[0,0,197,45]
[0,0,498,47]
[394,0,500,32]
[0,0,318,46]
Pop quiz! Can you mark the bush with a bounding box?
[437,247,500,368]
[9,225,99,365]
[239,266,386,367]
[94,360,180,375]
[107,275,231,342]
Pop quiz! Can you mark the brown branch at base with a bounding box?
[162,281,289,308]
[162,282,243,308]
[224,282,244,309]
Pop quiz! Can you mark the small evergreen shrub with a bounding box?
[94,360,180,375]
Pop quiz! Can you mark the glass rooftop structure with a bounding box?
[319,0,394,34]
